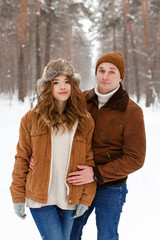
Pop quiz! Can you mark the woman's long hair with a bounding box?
[33,77,89,136]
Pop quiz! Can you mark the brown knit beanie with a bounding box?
[37,58,81,95]
[95,51,125,80]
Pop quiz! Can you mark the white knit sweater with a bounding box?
[26,122,77,210]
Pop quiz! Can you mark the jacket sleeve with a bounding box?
[79,113,97,206]
[10,111,32,203]
[93,107,146,184]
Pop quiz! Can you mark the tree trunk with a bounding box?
[18,0,27,102]
[68,18,73,61]
[141,0,152,107]
[14,0,19,92]
[127,0,140,102]
[111,0,116,51]
[44,0,52,65]
[36,0,41,80]
[122,0,129,90]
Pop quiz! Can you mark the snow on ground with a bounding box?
[0,94,159,240]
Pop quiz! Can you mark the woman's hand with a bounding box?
[67,165,94,185]
[73,203,88,218]
[13,203,27,219]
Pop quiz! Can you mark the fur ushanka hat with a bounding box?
[37,58,81,95]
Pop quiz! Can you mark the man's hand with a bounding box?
[67,165,94,185]
[28,155,34,171]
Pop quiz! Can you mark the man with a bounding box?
[67,51,146,240]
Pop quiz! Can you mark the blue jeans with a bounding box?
[30,205,75,240]
[70,183,128,240]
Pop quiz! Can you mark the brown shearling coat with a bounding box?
[10,110,96,206]
[84,84,146,186]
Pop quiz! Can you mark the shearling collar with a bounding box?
[85,83,129,112]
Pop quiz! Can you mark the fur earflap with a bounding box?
[37,78,45,96]
[72,73,81,87]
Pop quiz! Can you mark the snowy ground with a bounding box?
[0,94,160,240]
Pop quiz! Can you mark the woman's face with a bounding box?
[51,74,71,103]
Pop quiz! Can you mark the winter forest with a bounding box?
[0,0,160,107]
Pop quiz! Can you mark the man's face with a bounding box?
[96,62,122,94]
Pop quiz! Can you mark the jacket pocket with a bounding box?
[99,119,117,137]
[71,184,84,198]
[26,171,33,191]
[75,134,87,143]
[73,134,87,164]
[31,128,48,137]
[30,128,49,157]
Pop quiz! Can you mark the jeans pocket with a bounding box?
[107,185,123,190]
[96,183,128,210]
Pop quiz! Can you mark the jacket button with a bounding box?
[35,131,38,134]
[69,200,72,203]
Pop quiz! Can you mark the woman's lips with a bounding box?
[58,92,68,94]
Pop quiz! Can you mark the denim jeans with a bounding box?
[70,183,128,240]
[30,205,75,240]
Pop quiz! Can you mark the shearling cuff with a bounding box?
[93,167,104,185]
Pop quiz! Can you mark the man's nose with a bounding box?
[103,72,109,79]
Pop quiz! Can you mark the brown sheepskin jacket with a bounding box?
[84,83,146,186]
[10,110,96,206]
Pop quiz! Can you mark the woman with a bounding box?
[10,58,96,240]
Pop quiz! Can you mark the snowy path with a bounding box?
[0,97,159,239]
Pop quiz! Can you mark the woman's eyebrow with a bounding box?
[53,78,59,81]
